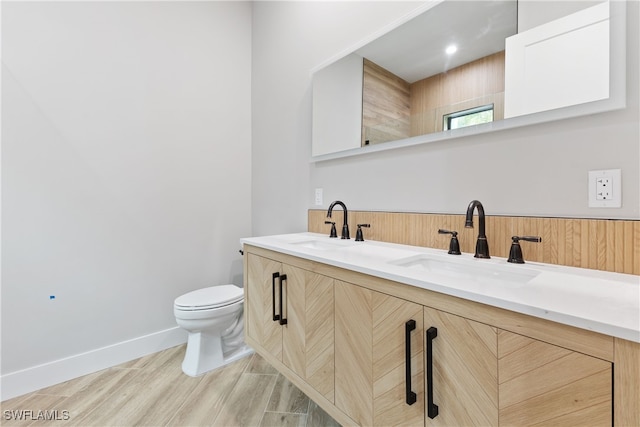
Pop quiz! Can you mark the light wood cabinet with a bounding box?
[335,280,424,426]
[243,246,630,427]
[420,310,612,427]
[334,280,373,425]
[245,253,335,401]
[246,253,283,360]
[372,289,425,427]
[285,263,335,402]
[498,330,612,426]
[424,306,499,426]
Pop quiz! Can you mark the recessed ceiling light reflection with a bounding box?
[445,45,458,55]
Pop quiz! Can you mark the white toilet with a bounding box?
[174,284,253,377]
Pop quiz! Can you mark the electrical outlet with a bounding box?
[315,188,323,206]
[596,177,612,200]
[588,169,621,208]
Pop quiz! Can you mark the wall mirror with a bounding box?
[311,0,626,160]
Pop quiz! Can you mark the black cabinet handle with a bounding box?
[278,274,288,325]
[405,319,417,405]
[271,272,280,322]
[426,327,439,419]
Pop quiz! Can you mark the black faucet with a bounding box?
[465,200,490,258]
[327,200,350,239]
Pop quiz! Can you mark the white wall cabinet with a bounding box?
[505,2,610,118]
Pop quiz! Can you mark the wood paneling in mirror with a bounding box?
[308,210,640,275]
[362,59,411,146]
[362,52,505,146]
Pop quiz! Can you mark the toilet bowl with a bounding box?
[174,285,253,377]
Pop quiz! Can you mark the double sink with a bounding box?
[284,234,540,287]
[242,231,640,342]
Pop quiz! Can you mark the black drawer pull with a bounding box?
[426,326,439,419]
[278,274,288,325]
[271,272,280,322]
[405,319,417,405]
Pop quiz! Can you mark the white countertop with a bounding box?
[242,232,640,343]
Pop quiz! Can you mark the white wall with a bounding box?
[251,1,425,236]
[518,0,605,32]
[1,1,252,399]
[251,1,639,239]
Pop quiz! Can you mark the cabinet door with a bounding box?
[373,291,424,427]
[335,280,373,426]
[498,330,612,426]
[335,280,424,426]
[246,253,283,361]
[282,264,335,402]
[424,306,499,426]
[303,270,335,402]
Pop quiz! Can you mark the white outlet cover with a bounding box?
[314,188,323,206]
[588,169,621,208]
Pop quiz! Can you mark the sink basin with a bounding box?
[283,235,420,261]
[340,244,419,262]
[389,254,540,286]
[287,238,348,251]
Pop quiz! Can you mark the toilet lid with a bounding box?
[174,285,243,310]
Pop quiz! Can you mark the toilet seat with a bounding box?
[174,285,243,311]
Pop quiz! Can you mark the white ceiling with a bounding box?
[356,0,518,83]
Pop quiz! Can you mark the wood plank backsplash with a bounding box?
[308,210,640,275]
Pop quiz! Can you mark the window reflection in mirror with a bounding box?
[444,105,494,131]
[363,51,505,146]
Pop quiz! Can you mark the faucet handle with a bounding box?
[324,221,337,238]
[438,229,461,255]
[508,236,542,263]
[516,236,543,243]
[355,224,370,242]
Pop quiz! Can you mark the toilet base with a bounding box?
[181,332,253,377]
[222,344,254,367]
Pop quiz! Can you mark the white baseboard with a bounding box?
[1,327,187,401]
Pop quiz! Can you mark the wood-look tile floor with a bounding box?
[1,345,341,427]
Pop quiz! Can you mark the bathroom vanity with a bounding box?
[241,233,639,426]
